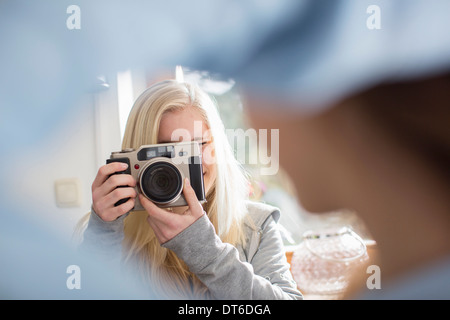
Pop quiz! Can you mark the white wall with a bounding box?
[6,74,124,241]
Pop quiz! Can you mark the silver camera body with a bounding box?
[107,141,206,210]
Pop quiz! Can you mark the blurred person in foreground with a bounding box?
[245,72,450,299]
[3,0,450,300]
[241,2,450,299]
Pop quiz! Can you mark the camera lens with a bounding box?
[140,162,182,203]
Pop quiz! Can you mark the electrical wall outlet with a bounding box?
[54,178,81,208]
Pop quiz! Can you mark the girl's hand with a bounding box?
[142,178,205,244]
[91,162,137,221]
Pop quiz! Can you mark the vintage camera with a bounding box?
[107,141,206,210]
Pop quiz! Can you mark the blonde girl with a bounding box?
[80,79,301,300]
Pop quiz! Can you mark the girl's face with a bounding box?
[158,107,217,196]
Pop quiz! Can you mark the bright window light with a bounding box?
[117,69,134,141]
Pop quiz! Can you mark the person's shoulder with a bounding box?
[244,200,281,230]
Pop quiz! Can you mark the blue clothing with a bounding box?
[2,0,450,299]
[357,256,450,300]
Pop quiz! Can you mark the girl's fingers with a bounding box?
[181,178,204,218]
[92,162,129,190]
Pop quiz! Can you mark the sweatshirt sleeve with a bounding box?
[78,208,127,263]
[162,213,302,300]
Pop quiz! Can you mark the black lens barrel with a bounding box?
[141,162,182,203]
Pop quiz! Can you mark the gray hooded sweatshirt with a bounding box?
[81,201,302,300]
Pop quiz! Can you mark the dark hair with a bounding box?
[355,72,450,181]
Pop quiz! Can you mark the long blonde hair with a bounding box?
[116,79,249,298]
